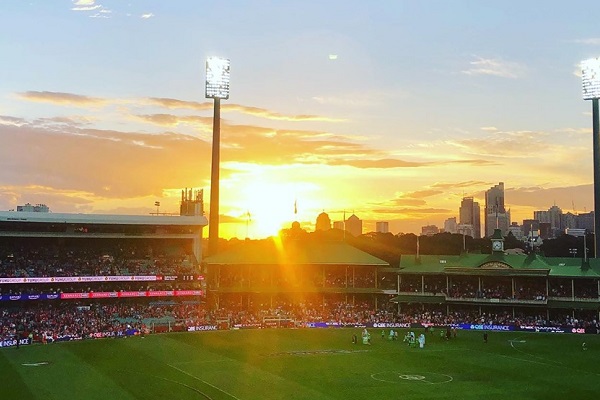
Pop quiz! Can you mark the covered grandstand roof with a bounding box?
[398,253,600,278]
[204,240,389,266]
[0,210,207,226]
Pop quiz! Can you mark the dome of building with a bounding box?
[315,212,331,231]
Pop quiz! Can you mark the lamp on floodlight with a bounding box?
[582,57,600,257]
[206,57,230,257]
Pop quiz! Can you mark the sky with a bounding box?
[1,0,599,239]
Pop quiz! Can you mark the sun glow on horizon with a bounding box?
[218,166,330,239]
[225,181,299,239]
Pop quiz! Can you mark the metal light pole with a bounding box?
[205,57,230,256]
[582,57,600,257]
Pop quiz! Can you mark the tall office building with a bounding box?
[485,182,510,237]
[421,225,439,236]
[577,211,594,232]
[443,217,457,234]
[522,219,540,238]
[533,205,563,238]
[376,221,389,233]
[333,214,363,236]
[345,214,363,237]
[459,197,481,238]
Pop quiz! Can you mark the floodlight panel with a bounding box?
[205,57,230,99]
[582,57,600,100]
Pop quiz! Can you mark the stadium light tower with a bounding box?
[206,57,230,256]
[582,57,600,257]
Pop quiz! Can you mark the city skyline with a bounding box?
[1,1,599,239]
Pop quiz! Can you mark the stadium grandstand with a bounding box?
[2,216,600,348]
[0,189,211,346]
[393,229,600,332]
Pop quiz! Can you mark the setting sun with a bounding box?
[222,180,297,239]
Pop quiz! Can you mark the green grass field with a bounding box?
[1,328,599,400]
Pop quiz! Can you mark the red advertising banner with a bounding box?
[60,290,203,299]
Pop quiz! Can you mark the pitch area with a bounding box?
[1,328,599,399]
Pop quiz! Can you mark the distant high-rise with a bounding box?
[457,223,476,238]
[522,219,540,238]
[508,222,523,239]
[333,221,344,230]
[315,211,331,231]
[562,212,577,231]
[421,225,439,236]
[459,197,481,238]
[443,217,457,234]
[376,221,389,234]
[485,182,510,237]
[577,211,594,232]
[533,205,563,238]
[345,214,362,237]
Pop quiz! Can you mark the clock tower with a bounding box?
[490,228,504,253]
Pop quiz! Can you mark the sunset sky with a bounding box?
[1,1,600,239]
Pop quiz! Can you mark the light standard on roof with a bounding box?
[205,57,230,256]
[582,57,600,257]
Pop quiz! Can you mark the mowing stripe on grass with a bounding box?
[508,335,563,365]
[168,363,243,400]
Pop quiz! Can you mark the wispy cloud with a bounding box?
[327,158,427,168]
[0,115,27,127]
[33,116,97,127]
[146,97,343,122]
[90,9,112,18]
[72,5,101,11]
[0,122,211,201]
[71,0,111,17]
[431,181,492,190]
[444,130,551,158]
[571,38,600,45]
[141,13,155,19]
[462,56,525,79]
[17,91,344,122]
[372,207,451,217]
[401,190,444,199]
[366,190,448,216]
[72,0,98,10]
[507,185,592,211]
[133,113,213,130]
[17,91,108,107]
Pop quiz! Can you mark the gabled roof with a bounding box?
[204,240,389,266]
[399,253,600,278]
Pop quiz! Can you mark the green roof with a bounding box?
[399,253,600,278]
[204,240,390,266]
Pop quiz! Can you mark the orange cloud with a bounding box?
[431,180,492,190]
[17,91,108,107]
[0,123,211,202]
[146,97,344,122]
[372,207,451,216]
[328,159,427,168]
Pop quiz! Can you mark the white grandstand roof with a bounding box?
[0,211,207,226]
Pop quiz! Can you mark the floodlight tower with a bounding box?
[582,57,600,257]
[205,57,230,256]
